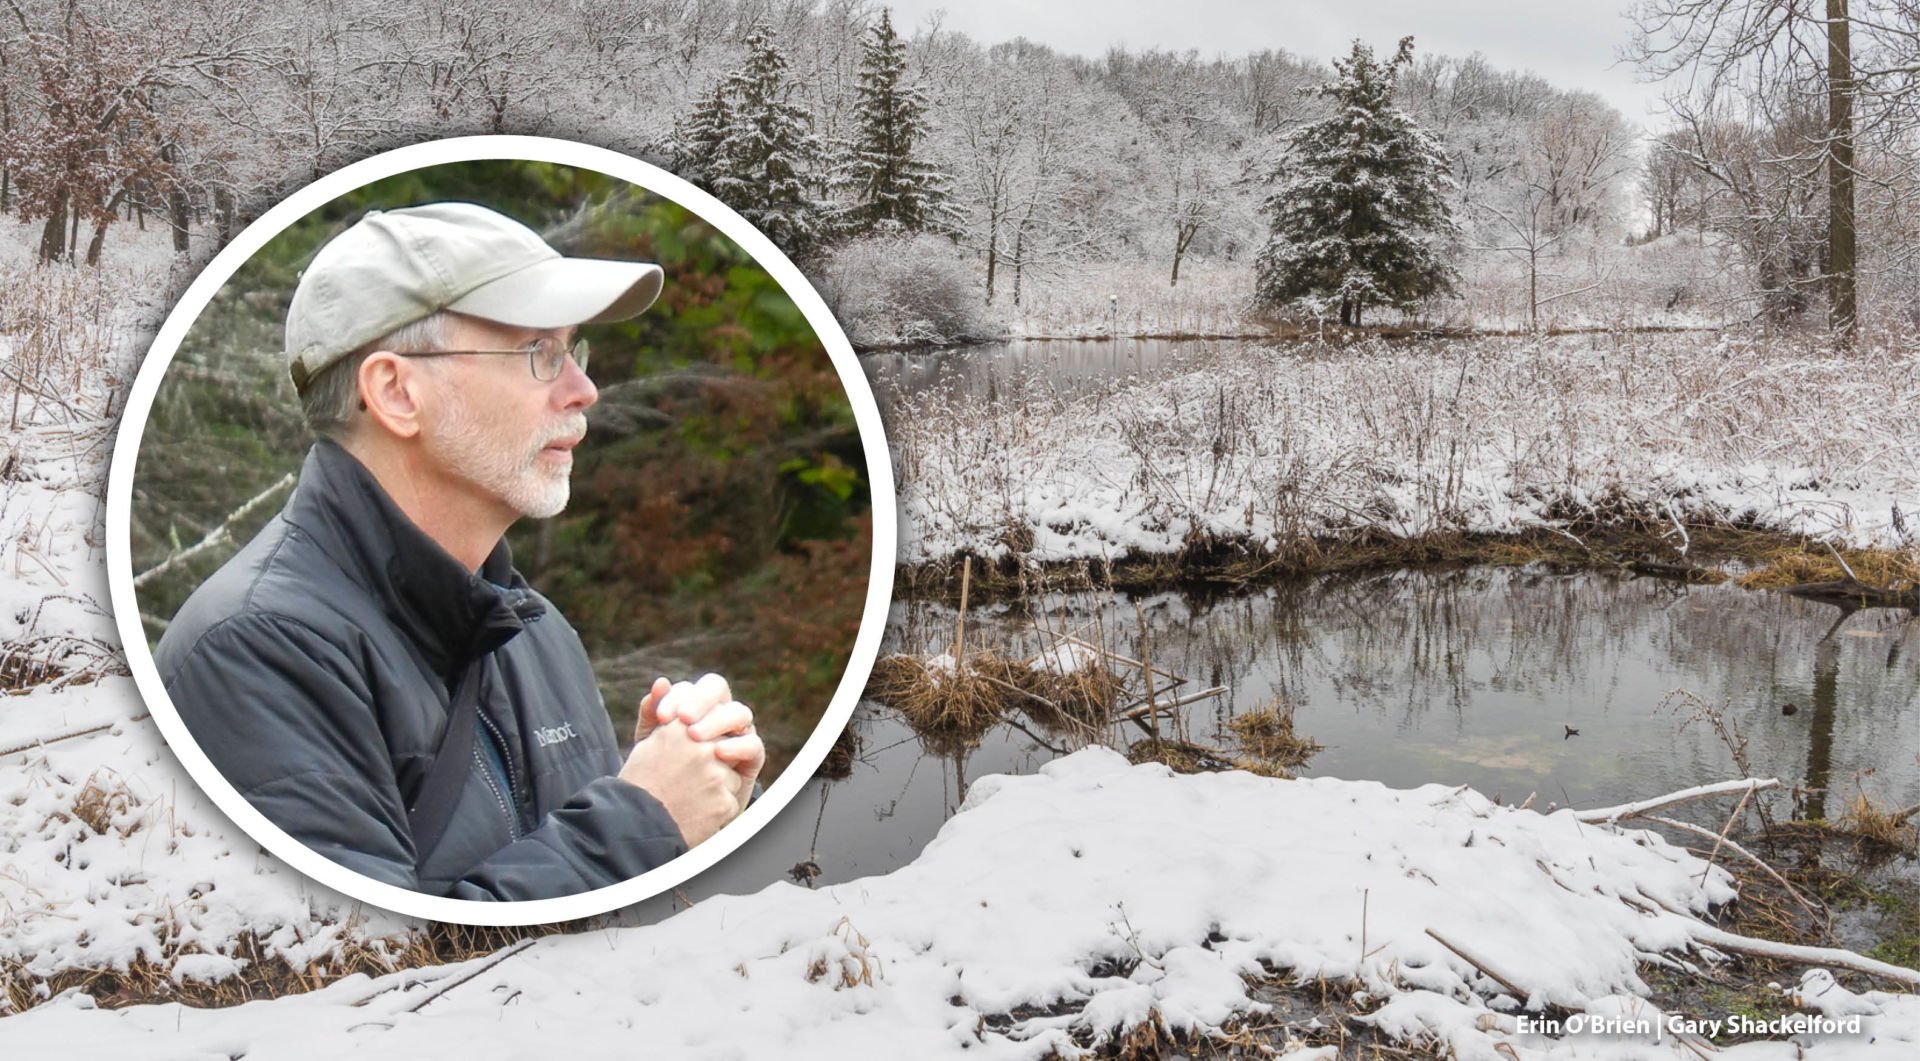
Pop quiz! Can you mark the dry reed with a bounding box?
[1225,698,1325,770]
[1832,788,1920,855]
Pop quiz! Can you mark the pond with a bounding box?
[860,337,1220,402]
[669,565,1920,907]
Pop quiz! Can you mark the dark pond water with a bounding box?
[658,566,1920,910]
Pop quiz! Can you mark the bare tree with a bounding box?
[1473,92,1636,330]
[0,0,274,263]
[1664,97,1829,323]
[398,0,568,134]
[1643,129,1712,238]
[1399,53,1556,214]
[251,0,410,183]
[942,40,1119,303]
[1626,0,1858,341]
[1236,48,1320,136]
[1106,50,1250,286]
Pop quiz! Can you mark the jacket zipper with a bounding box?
[476,708,524,838]
[471,744,518,841]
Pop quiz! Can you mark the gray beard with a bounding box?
[425,383,584,520]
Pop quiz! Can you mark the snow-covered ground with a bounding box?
[4,225,1915,1055]
[5,749,1916,1059]
[2,229,421,1013]
[888,331,1920,566]
[823,231,1750,347]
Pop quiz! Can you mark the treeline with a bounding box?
[0,2,1623,288]
[4,0,1917,336]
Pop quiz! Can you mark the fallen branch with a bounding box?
[1424,927,1530,1001]
[1628,885,1920,986]
[405,938,538,1013]
[1626,559,1721,583]
[1663,499,1690,558]
[1115,685,1231,721]
[0,359,96,422]
[975,672,1063,714]
[0,714,149,758]
[1053,631,1186,688]
[1687,922,1920,987]
[1639,814,1821,923]
[1824,540,1859,583]
[133,472,294,588]
[1574,778,1780,825]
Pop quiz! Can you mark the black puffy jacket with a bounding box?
[154,440,685,899]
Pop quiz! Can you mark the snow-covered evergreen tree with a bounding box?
[665,25,825,256]
[839,9,948,235]
[1255,37,1457,325]
[668,82,735,187]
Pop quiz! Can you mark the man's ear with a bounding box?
[358,352,427,440]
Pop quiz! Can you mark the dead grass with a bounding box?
[1831,789,1920,856]
[65,771,138,837]
[891,332,1920,599]
[867,648,1127,753]
[995,958,1442,1059]
[1225,698,1325,770]
[1735,544,1920,592]
[1126,737,1297,780]
[898,524,1737,602]
[0,916,593,1015]
[1007,658,1122,734]
[867,653,1009,737]
[0,649,65,693]
[2,601,129,695]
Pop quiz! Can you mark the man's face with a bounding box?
[419,314,597,521]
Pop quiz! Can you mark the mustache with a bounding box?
[536,415,588,447]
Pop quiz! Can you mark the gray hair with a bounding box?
[299,311,450,440]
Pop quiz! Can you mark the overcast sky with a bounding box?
[882,0,1674,132]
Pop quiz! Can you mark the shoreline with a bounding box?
[851,320,1732,354]
[890,522,1920,603]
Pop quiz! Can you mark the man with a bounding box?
[155,202,764,901]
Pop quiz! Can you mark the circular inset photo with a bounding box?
[104,137,894,925]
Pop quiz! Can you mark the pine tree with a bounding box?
[1254,37,1457,326]
[668,81,734,187]
[671,25,824,256]
[840,9,947,235]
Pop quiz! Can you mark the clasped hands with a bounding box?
[617,673,764,847]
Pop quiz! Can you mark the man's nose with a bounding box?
[553,352,597,412]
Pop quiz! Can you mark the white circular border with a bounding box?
[104,136,897,926]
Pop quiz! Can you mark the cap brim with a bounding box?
[446,257,664,329]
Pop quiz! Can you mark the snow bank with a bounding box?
[888,333,1920,565]
[0,683,411,1001]
[7,748,1912,1058]
[2,235,418,1010]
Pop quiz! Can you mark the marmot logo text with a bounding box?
[534,723,578,748]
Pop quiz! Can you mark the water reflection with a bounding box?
[861,338,1212,403]
[662,567,1919,910]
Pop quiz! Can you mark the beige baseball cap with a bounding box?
[285,202,665,392]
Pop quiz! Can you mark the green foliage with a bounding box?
[132,159,870,771]
[1254,37,1458,326]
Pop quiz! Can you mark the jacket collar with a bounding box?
[282,440,546,679]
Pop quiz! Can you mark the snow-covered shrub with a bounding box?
[814,230,1000,346]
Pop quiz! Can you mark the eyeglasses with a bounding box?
[396,336,590,382]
